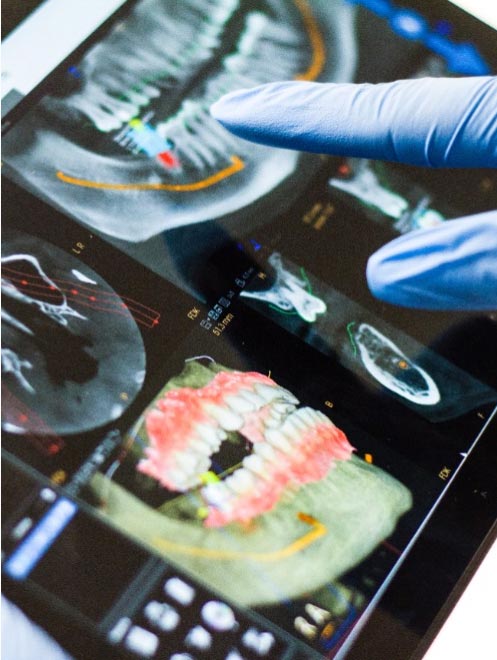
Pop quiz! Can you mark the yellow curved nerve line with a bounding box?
[152,513,326,562]
[294,0,326,81]
[56,0,325,192]
[56,155,245,192]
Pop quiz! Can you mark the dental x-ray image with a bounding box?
[240,252,497,421]
[329,159,447,233]
[1,231,146,436]
[2,0,357,261]
[87,358,411,608]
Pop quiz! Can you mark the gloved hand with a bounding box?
[211,76,497,310]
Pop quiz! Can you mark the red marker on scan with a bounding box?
[157,150,180,169]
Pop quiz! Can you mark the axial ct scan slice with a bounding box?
[1,231,146,436]
[2,0,357,243]
[89,359,411,606]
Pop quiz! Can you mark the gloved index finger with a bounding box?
[211,76,497,168]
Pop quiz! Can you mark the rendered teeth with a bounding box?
[265,429,293,454]
[189,438,213,456]
[295,407,318,426]
[273,403,296,415]
[175,451,201,474]
[242,454,266,477]
[274,387,299,405]
[264,409,286,429]
[202,483,231,509]
[314,410,331,425]
[196,456,212,474]
[225,468,255,494]
[225,395,255,414]
[204,405,243,431]
[254,384,299,406]
[280,424,302,445]
[288,416,308,433]
[238,389,266,408]
[172,468,197,491]
[196,422,226,447]
[254,443,277,462]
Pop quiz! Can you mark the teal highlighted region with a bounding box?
[127,119,174,158]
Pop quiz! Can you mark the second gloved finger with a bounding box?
[366,212,497,310]
[211,76,497,168]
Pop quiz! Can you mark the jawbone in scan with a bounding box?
[2,0,357,242]
[240,252,496,420]
[90,359,411,606]
[329,159,447,233]
[352,323,440,406]
[241,253,327,323]
[1,231,146,435]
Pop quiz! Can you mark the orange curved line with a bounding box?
[293,0,327,81]
[152,512,326,562]
[56,155,245,192]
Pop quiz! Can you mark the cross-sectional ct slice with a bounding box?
[1,231,146,435]
[2,0,357,242]
[239,253,497,421]
[352,323,440,405]
[240,252,327,323]
[89,359,412,606]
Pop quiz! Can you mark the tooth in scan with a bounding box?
[329,159,410,220]
[89,359,412,606]
[1,231,146,435]
[329,159,446,233]
[2,0,358,242]
[241,253,327,322]
[352,323,441,405]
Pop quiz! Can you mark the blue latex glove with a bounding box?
[211,77,497,310]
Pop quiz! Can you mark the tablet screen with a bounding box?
[2,1,496,658]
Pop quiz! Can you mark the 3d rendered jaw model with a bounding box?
[2,0,358,242]
[91,360,412,606]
